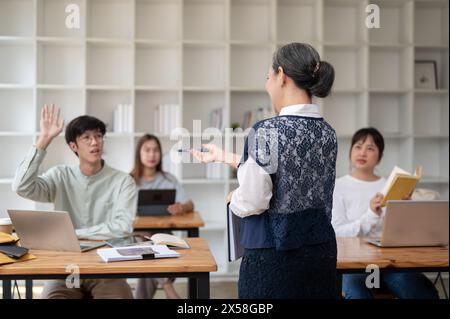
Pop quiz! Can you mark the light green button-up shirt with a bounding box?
[12,147,137,240]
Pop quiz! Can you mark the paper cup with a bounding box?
[0,217,13,235]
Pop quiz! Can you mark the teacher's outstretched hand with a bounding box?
[191,144,241,169]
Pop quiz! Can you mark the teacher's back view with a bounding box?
[192,43,338,299]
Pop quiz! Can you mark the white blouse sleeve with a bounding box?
[229,156,273,218]
[331,189,381,237]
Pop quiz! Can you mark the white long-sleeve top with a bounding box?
[331,174,386,238]
[229,104,322,218]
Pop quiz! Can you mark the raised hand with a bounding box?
[36,104,64,150]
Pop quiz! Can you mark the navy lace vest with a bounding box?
[239,115,337,250]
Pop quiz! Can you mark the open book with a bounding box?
[381,166,422,207]
[97,244,180,262]
[147,233,190,249]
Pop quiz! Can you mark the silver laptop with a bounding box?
[366,200,449,247]
[7,209,105,252]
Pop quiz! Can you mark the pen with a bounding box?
[177,147,209,153]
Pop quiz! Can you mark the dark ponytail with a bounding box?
[272,43,335,98]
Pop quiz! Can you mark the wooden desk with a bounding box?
[337,237,449,294]
[0,238,217,299]
[134,211,205,237]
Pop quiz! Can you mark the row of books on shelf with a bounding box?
[241,106,273,130]
[113,104,133,133]
[154,104,181,135]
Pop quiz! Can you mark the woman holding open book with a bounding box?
[331,127,438,299]
[192,43,338,298]
[130,134,194,299]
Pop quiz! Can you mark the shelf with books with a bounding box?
[135,0,181,41]
[0,88,35,133]
[135,90,180,134]
[37,41,84,85]
[0,0,35,37]
[230,91,272,131]
[323,0,367,45]
[183,44,226,88]
[413,138,448,180]
[230,0,273,42]
[0,41,35,85]
[86,89,133,133]
[368,0,413,46]
[36,89,84,130]
[37,0,85,38]
[183,0,226,42]
[369,46,413,91]
[230,45,273,89]
[414,47,449,90]
[182,91,226,132]
[414,92,448,137]
[322,93,367,137]
[87,0,133,39]
[369,92,413,136]
[0,136,33,180]
[414,0,448,47]
[277,0,319,44]
[323,46,367,91]
[86,42,133,86]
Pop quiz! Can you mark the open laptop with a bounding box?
[137,189,176,216]
[366,200,449,247]
[7,209,106,252]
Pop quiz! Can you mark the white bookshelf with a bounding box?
[0,0,448,279]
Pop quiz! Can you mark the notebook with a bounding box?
[227,204,244,262]
[97,244,180,262]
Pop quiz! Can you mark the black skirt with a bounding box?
[238,239,338,299]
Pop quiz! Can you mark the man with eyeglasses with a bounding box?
[12,105,137,299]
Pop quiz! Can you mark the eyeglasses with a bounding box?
[78,133,105,145]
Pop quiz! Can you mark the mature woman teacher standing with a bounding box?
[192,43,337,299]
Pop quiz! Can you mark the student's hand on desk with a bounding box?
[370,192,384,216]
[167,203,184,215]
[36,104,65,150]
[191,144,223,163]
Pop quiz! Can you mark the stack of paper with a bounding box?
[97,244,180,263]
